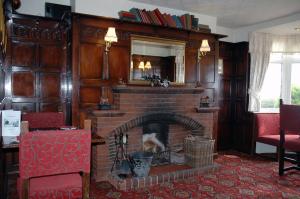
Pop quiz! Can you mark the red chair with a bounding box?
[18,129,91,199]
[22,112,65,130]
[254,113,299,157]
[279,99,300,175]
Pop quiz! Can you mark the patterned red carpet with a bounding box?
[89,151,300,199]
[8,151,300,199]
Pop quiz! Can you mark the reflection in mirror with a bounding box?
[130,36,185,84]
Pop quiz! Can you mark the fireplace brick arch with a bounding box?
[109,112,205,138]
[90,87,219,181]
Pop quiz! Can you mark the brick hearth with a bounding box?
[89,86,219,183]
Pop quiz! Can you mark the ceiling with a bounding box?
[130,0,300,28]
[259,20,300,35]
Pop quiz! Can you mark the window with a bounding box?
[260,53,300,112]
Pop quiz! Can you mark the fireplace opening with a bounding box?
[142,122,170,165]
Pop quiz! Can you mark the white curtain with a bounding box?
[248,33,300,111]
[248,32,272,112]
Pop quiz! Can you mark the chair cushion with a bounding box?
[18,173,82,199]
[257,134,300,147]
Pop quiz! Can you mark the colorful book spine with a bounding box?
[150,10,161,25]
[180,15,186,29]
[141,9,151,24]
[191,15,199,30]
[154,8,167,26]
[172,15,182,28]
[123,7,208,32]
[129,8,142,22]
[118,11,137,22]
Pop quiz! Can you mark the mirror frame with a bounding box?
[129,35,186,85]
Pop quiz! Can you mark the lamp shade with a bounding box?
[105,27,118,43]
[145,61,151,69]
[138,61,145,69]
[200,39,210,52]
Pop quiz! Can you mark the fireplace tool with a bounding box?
[111,132,135,178]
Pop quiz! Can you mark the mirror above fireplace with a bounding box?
[130,35,186,84]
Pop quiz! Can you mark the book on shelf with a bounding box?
[150,10,161,25]
[129,8,142,22]
[120,7,210,32]
[180,15,186,29]
[198,24,211,32]
[141,9,151,24]
[118,11,137,22]
[191,15,199,30]
[154,8,168,26]
[172,15,183,28]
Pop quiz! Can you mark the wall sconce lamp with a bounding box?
[198,39,210,60]
[99,27,118,110]
[138,61,145,70]
[144,61,152,69]
[138,61,151,70]
[102,27,118,80]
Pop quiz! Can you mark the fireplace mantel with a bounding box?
[112,86,204,94]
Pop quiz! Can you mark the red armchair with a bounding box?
[18,129,91,199]
[22,112,65,130]
[279,100,300,175]
[254,113,299,155]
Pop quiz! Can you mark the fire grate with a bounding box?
[151,148,171,166]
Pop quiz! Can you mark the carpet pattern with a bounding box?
[8,151,300,199]
[89,152,300,199]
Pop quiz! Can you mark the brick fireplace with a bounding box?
[89,86,219,186]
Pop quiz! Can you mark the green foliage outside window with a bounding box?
[261,98,279,108]
[291,86,300,105]
[260,86,300,108]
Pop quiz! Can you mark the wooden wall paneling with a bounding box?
[200,54,216,83]
[218,41,234,150]
[11,41,36,67]
[232,42,253,153]
[199,40,219,106]
[40,73,61,99]
[0,67,4,101]
[4,14,71,123]
[72,14,224,126]
[109,45,130,83]
[39,44,64,70]
[79,43,102,79]
[185,48,197,83]
[12,71,35,97]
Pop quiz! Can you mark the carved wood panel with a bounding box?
[12,71,35,97]
[39,45,64,69]
[40,73,60,98]
[11,41,36,67]
[4,14,71,123]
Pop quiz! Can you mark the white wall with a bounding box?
[216,26,234,43]
[74,0,217,33]
[16,0,217,33]
[17,0,70,16]
[16,0,300,43]
[233,13,300,42]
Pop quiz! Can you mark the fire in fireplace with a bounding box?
[142,122,170,165]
